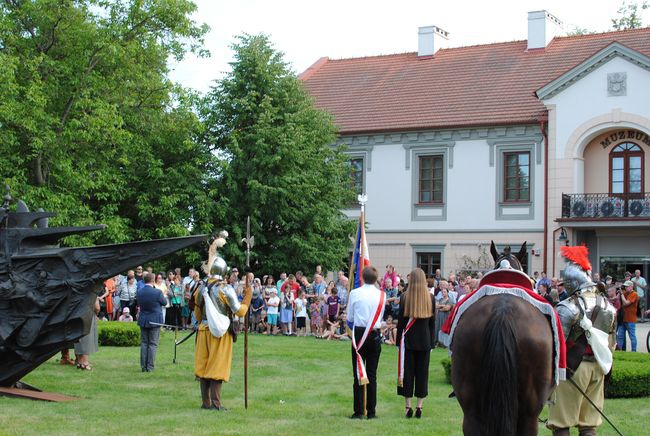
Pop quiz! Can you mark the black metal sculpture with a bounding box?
[0,190,205,387]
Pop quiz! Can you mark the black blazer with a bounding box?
[396,293,436,351]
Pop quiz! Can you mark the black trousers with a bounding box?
[397,349,430,398]
[166,305,181,327]
[351,327,381,416]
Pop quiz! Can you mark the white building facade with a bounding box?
[302,11,650,282]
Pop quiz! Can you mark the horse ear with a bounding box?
[490,241,499,262]
[517,241,527,262]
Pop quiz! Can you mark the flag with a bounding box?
[349,211,370,290]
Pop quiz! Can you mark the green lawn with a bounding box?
[0,332,646,435]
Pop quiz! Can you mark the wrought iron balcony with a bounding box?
[561,193,650,219]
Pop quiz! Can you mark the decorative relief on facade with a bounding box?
[607,72,627,97]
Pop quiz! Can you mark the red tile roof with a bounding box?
[301,28,650,134]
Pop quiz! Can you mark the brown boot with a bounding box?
[552,429,570,436]
[578,427,596,436]
[210,380,226,411]
[200,378,212,409]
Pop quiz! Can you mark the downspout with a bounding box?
[538,114,549,273]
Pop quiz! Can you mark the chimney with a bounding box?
[418,25,449,57]
[527,10,562,50]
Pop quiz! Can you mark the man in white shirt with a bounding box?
[632,269,647,319]
[346,266,384,420]
[182,268,196,291]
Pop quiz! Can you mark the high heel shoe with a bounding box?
[405,407,413,418]
[415,407,422,418]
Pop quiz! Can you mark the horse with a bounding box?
[451,242,555,436]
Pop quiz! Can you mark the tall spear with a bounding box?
[241,216,255,410]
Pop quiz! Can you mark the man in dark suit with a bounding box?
[137,273,166,372]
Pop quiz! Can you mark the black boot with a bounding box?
[200,378,212,409]
[552,429,570,436]
[578,427,596,436]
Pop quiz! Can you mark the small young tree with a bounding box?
[457,245,493,278]
[201,34,356,274]
[612,1,649,30]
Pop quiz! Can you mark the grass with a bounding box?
[0,331,648,435]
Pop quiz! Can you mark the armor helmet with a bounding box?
[560,245,593,295]
[562,262,591,294]
[209,255,228,280]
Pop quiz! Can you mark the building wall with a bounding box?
[548,56,650,161]
[584,129,650,194]
[542,55,650,276]
[367,231,544,277]
[341,125,544,232]
[339,125,544,275]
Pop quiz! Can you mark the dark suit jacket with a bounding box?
[396,293,436,351]
[136,284,166,328]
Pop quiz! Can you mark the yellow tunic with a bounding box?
[194,282,251,381]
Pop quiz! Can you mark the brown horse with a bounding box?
[451,242,554,436]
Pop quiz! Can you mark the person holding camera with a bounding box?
[616,280,639,352]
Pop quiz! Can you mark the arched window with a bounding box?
[610,142,644,196]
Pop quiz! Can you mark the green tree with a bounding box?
[0,0,216,265]
[565,26,595,36]
[202,34,356,275]
[612,1,649,30]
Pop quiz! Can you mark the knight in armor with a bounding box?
[194,231,252,410]
[547,246,617,436]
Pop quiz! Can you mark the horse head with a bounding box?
[490,241,527,271]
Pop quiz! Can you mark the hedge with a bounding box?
[98,321,140,347]
[605,351,650,398]
[440,352,650,398]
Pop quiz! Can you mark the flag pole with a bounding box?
[357,194,368,417]
[241,216,254,410]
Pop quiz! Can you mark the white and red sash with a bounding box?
[397,317,416,387]
[352,291,385,385]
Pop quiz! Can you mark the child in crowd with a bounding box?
[326,288,340,324]
[250,287,264,333]
[337,311,350,340]
[309,297,321,336]
[388,318,397,345]
[381,315,393,343]
[266,289,280,335]
[294,291,308,337]
[319,294,328,332]
[118,307,133,322]
[322,315,340,340]
[257,310,268,334]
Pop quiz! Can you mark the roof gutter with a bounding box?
[538,114,549,273]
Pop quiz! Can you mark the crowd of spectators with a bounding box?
[96,263,647,352]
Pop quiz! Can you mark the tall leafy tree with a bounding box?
[202,34,356,275]
[0,0,216,264]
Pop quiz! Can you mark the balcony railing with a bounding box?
[561,192,650,219]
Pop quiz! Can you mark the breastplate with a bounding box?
[558,287,616,342]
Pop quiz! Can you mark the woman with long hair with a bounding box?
[396,268,436,419]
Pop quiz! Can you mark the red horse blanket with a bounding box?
[440,273,566,385]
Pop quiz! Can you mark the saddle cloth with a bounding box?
[440,280,566,385]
